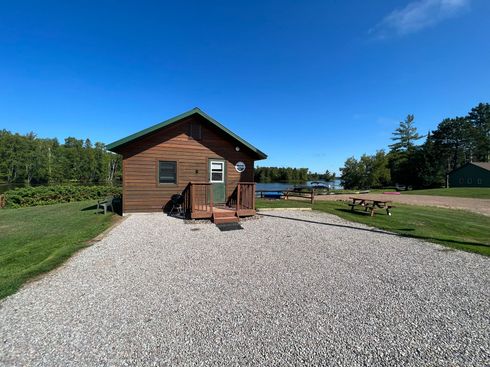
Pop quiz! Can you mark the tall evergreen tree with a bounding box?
[388,114,423,186]
[389,114,423,152]
[467,103,490,162]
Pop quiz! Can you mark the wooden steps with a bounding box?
[212,207,239,224]
[213,216,239,224]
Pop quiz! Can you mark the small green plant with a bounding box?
[3,185,122,208]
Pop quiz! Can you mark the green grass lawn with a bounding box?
[257,198,490,256]
[0,200,118,299]
[256,199,314,209]
[402,187,490,199]
[328,187,490,198]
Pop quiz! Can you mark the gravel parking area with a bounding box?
[1,210,489,366]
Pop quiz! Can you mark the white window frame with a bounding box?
[209,161,225,183]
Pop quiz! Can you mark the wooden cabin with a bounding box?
[107,108,267,223]
[449,162,490,187]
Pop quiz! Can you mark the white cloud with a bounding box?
[370,0,470,38]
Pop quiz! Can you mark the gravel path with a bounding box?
[315,194,490,216]
[1,211,489,366]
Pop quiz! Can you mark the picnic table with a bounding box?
[347,197,394,216]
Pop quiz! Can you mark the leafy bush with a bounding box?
[3,185,122,208]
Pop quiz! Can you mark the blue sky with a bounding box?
[1,0,489,173]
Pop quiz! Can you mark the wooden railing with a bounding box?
[228,182,256,212]
[237,182,256,211]
[183,182,255,218]
[285,189,315,204]
[182,182,213,216]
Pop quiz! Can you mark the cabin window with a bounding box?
[158,161,177,184]
[189,122,202,140]
[210,161,224,183]
[477,178,482,185]
[467,178,472,184]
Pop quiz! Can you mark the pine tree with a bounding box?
[467,103,490,162]
[389,114,423,153]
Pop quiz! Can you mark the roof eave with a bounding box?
[106,108,267,160]
[106,108,200,152]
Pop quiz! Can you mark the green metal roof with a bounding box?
[450,161,490,174]
[106,107,267,159]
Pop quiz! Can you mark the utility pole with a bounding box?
[446,160,450,188]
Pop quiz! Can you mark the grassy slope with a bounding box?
[0,201,116,299]
[402,187,490,199]
[256,198,490,256]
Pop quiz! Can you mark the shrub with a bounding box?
[3,185,122,208]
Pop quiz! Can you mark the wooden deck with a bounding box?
[184,182,256,222]
[191,206,255,220]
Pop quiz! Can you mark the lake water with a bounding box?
[1,180,343,195]
[256,179,343,191]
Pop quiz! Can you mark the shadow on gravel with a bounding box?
[259,213,490,251]
[258,213,396,236]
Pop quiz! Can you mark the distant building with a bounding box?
[448,162,490,188]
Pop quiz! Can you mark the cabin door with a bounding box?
[209,159,226,204]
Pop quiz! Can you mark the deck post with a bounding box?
[190,183,194,213]
[209,184,213,212]
[237,183,241,213]
[252,183,256,210]
[311,189,315,204]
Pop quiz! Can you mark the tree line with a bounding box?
[340,103,490,189]
[0,130,121,185]
[254,166,336,183]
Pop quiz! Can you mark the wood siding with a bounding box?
[449,164,490,188]
[116,115,257,213]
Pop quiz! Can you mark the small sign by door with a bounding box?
[235,161,246,173]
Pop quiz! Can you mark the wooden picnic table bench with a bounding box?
[348,197,394,217]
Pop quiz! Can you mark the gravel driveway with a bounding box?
[1,210,489,366]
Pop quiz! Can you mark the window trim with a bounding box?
[157,160,178,186]
[209,160,225,183]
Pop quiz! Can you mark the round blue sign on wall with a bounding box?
[235,161,246,172]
